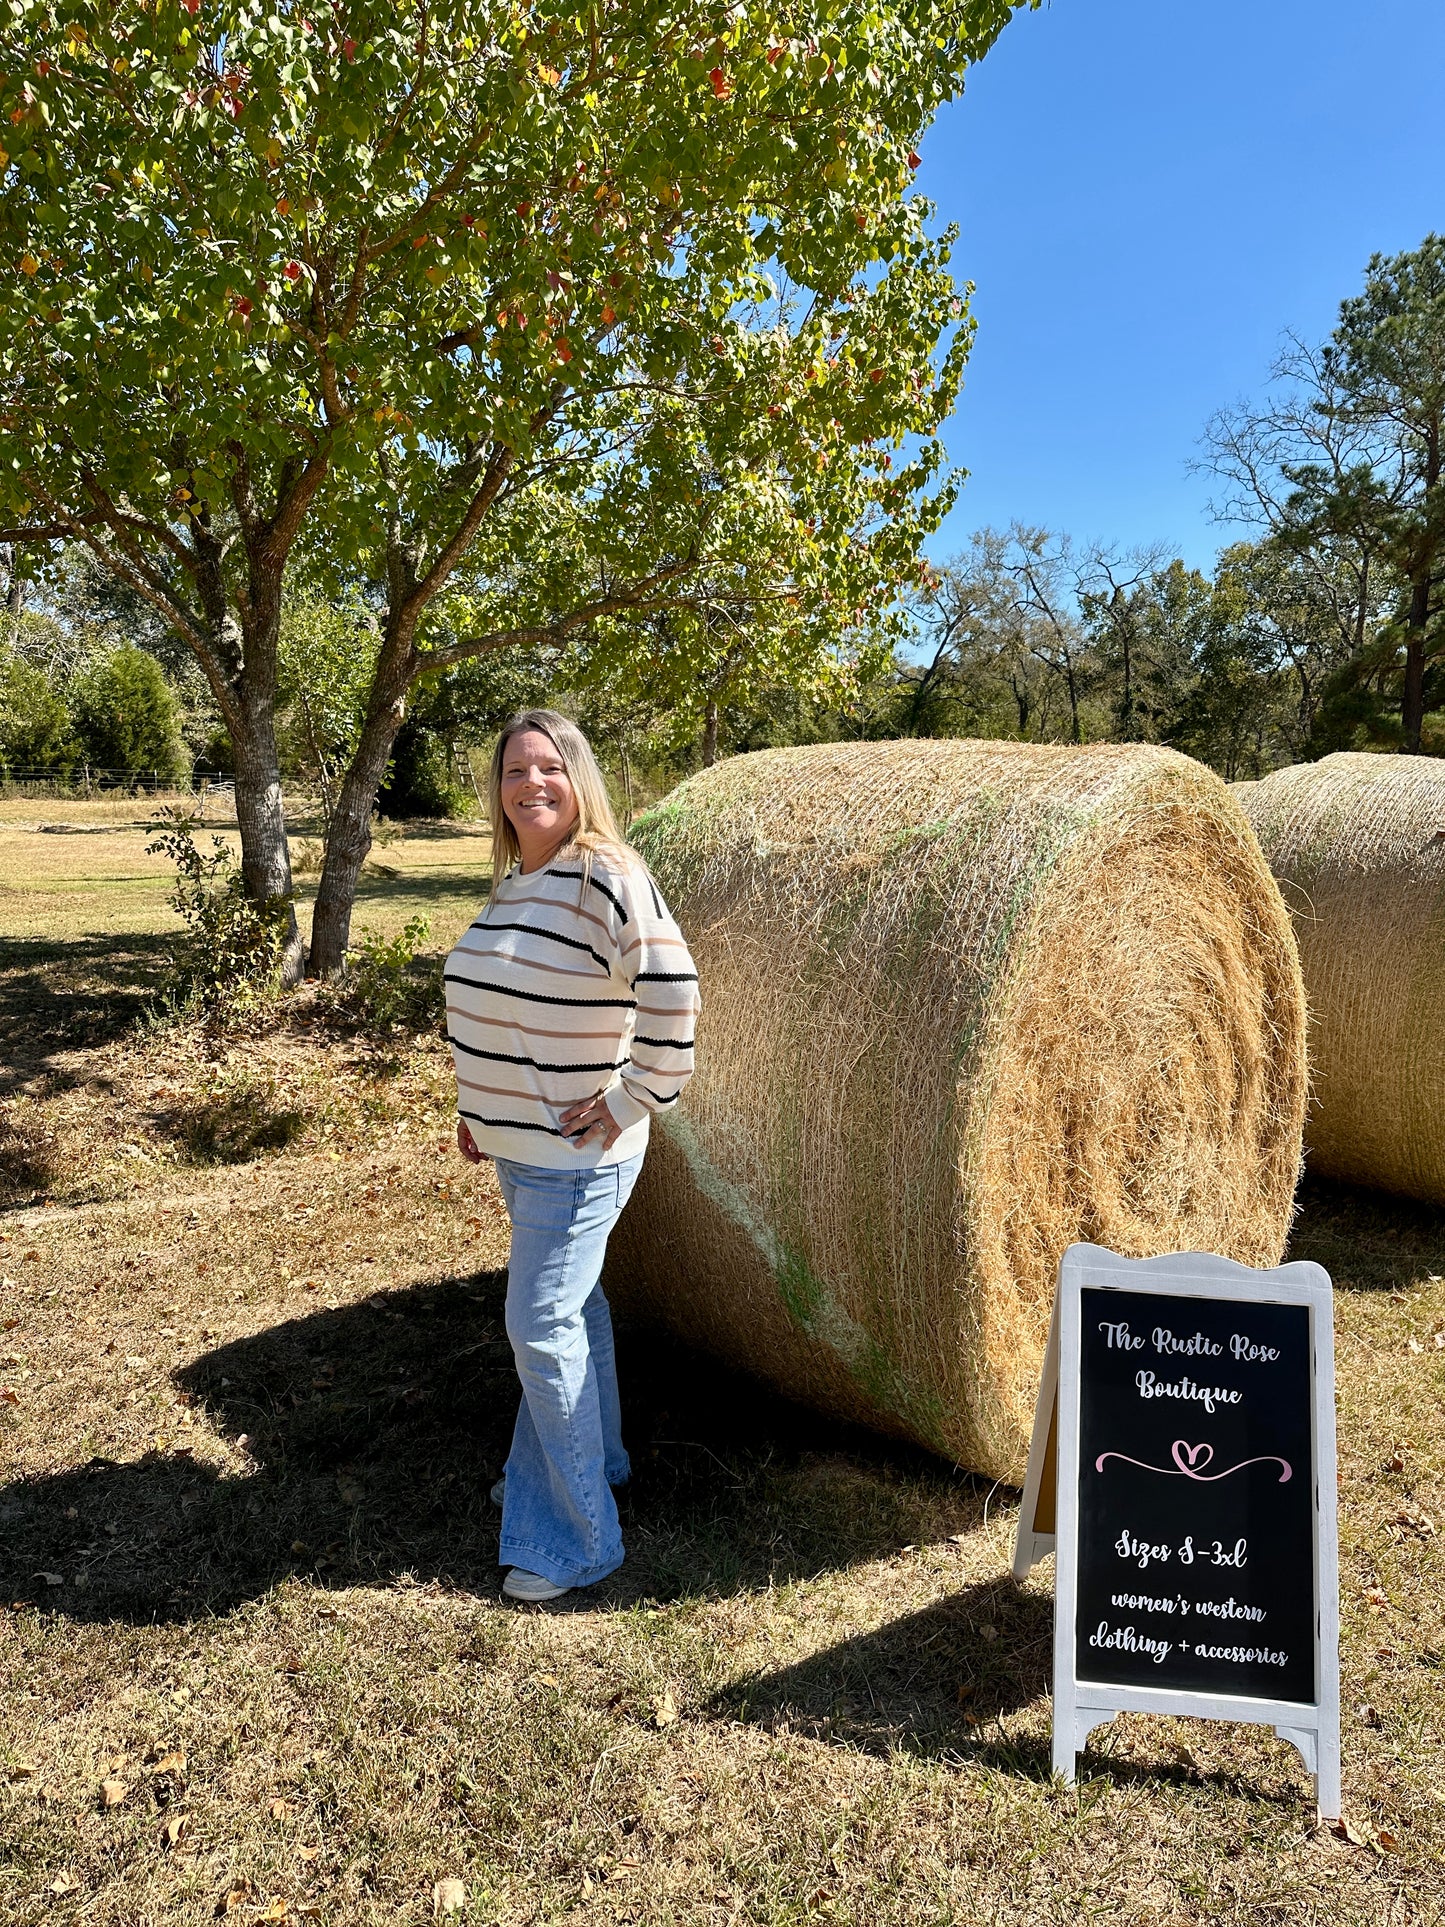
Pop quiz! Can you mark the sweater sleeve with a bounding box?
[603,864,700,1133]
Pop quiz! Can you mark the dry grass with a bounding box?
[0,804,491,950]
[0,829,1442,1926]
[618,741,1306,1484]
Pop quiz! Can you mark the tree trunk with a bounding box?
[230,686,303,983]
[701,696,720,768]
[308,669,410,976]
[1402,621,1427,753]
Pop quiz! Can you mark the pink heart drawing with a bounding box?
[1171,1439,1214,1476]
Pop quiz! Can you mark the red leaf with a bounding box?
[708,67,731,98]
[907,150,922,169]
[343,36,357,60]
[285,261,301,281]
[180,0,200,13]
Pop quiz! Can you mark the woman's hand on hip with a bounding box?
[457,1118,488,1163]
[559,1091,622,1152]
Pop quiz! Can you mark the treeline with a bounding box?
[4,505,1438,811]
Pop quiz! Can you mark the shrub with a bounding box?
[322,915,444,1040]
[376,720,469,819]
[146,809,289,1017]
[72,646,187,785]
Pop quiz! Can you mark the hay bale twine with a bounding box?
[1236,751,1445,1204]
[609,739,1306,1482]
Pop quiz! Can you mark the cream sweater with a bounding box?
[443,851,700,1169]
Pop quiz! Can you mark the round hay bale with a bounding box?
[1235,751,1445,1204]
[609,739,1307,1482]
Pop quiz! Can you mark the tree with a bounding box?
[0,647,77,773]
[70,645,187,785]
[1,0,1031,975]
[1202,236,1445,752]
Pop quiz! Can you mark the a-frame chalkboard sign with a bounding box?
[1013,1243,1340,1819]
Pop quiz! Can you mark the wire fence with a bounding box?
[0,765,234,798]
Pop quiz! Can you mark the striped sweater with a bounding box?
[443,851,700,1169]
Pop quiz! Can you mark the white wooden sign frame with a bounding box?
[1013,1243,1340,1819]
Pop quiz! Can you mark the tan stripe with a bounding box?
[487,888,615,939]
[620,933,690,958]
[451,941,609,981]
[455,1074,567,1105]
[447,1004,625,1043]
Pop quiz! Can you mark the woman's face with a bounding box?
[499,728,579,856]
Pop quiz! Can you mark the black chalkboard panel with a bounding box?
[1075,1286,1315,1705]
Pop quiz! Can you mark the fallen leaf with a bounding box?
[432,1877,467,1917]
[296,1846,320,1863]
[1357,1703,1382,1728]
[161,1812,188,1849]
[1331,1816,1368,1848]
[220,1879,253,1912]
[253,1901,287,1922]
[36,1571,64,1588]
[48,1869,81,1896]
[152,1750,187,1774]
[269,1797,296,1821]
[652,1688,678,1728]
[535,1673,560,1689]
[1377,1830,1400,1851]
[610,1857,643,1881]
[7,1763,35,1781]
[100,1777,129,1807]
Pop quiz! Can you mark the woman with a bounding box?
[447,709,699,1603]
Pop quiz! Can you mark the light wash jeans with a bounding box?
[492,1153,643,1589]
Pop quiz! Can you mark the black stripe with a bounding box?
[633,1034,695,1050]
[459,1107,563,1138]
[633,970,699,984]
[444,970,635,1010]
[548,867,629,924]
[466,919,611,973]
[450,1034,627,1074]
[648,878,663,919]
[639,1089,681,1106]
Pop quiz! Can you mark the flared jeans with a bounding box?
[492,1152,643,1589]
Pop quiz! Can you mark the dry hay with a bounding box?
[1236,751,1445,1205]
[609,739,1307,1483]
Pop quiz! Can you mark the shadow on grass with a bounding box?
[0,1270,984,1632]
[145,1085,309,1164]
[1287,1172,1445,1292]
[0,933,175,1094]
[711,1573,1052,1767]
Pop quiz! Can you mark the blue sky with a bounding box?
[919,0,1445,570]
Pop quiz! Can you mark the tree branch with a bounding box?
[421,560,702,671]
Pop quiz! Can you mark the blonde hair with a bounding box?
[486,708,633,903]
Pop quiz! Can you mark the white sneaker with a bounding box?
[502,1568,570,1603]
[490,1476,506,1506]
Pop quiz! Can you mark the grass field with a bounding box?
[1,815,1443,1925]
